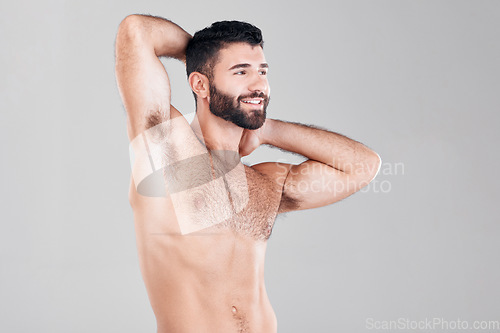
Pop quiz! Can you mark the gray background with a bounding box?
[1,0,499,332]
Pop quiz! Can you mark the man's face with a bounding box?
[208,42,270,130]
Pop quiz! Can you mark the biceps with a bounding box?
[115,23,171,140]
[281,160,365,212]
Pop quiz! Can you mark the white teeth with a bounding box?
[243,100,260,104]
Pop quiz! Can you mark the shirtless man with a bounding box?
[115,14,381,333]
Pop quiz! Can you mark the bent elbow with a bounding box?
[119,14,141,30]
[116,14,147,42]
[367,152,382,183]
[355,151,381,186]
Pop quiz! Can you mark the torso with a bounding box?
[128,111,285,332]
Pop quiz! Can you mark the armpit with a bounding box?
[277,191,300,214]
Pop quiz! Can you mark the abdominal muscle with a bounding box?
[130,183,278,333]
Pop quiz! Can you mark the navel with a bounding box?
[231,305,249,332]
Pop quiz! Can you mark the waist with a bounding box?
[150,270,276,333]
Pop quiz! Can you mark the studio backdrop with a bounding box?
[1,0,499,332]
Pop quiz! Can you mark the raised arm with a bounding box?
[114,14,191,140]
[244,119,381,213]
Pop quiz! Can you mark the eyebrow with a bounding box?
[228,63,269,71]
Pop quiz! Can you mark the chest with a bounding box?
[166,157,283,241]
[218,165,283,241]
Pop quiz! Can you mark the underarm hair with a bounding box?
[277,168,300,212]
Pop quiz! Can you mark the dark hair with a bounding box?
[186,20,264,87]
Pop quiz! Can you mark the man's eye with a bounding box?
[260,70,268,75]
[235,71,245,75]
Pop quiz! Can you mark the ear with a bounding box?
[188,72,210,99]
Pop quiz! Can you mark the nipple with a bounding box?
[231,306,238,314]
[193,194,206,210]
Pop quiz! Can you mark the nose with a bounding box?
[248,72,268,94]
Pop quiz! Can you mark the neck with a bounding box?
[190,100,244,153]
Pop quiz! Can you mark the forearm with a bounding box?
[117,14,191,61]
[262,119,381,176]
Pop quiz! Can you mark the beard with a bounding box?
[208,84,270,130]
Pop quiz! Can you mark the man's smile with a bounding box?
[241,98,264,105]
